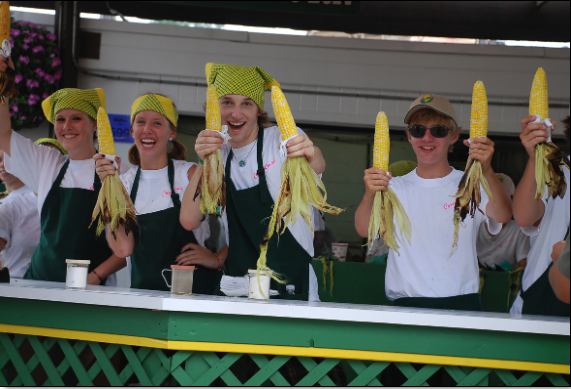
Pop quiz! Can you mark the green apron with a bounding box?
[129,159,222,293]
[24,159,113,282]
[521,263,570,317]
[394,293,483,311]
[225,129,312,301]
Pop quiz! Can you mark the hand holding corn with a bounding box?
[367,111,411,254]
[527,67,568,200]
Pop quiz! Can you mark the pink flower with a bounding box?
[42,92,49,99]
[30,23,37,29]
[22,30,29,35]
[28,97,39,106]
[17,21,27,26]
[26,80,39,88]
[46,33,56,41]
[30,32,37,38]
[38,34,44,40]
[19,116,26,121]
[18,56,29,65]
[10,29,19,37]
[11,104,18,113]
[15,74,23,84]
[22,43,28,50]
[35,68,45,77]
[53,71,62,81]
[9,112,13,118]
[51,57,61,67]
[44,74,54,84]
[23,37,32,44]
[32,46,44,54]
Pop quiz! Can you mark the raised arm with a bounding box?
[0,57,15,154]
[512,116,553,227]
[180,130,223,231]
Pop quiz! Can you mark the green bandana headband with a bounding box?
[42,88,107,124]
[205,63,280,110]
[35,138,68,155]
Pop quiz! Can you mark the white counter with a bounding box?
[1,279,568,336]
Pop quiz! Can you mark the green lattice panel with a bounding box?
[0,333,569,386]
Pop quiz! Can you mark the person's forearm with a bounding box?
[483,166,512,224]
[309,146,326,174]
[355,192,375,238]
[91,254,127,281]
[549,264,571,304]
[513,158,545,227]
[180,163,206,231]
[106,224,135,258]
[0,101,12,154]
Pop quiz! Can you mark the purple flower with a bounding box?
[38,34,44,40]
[30,23,37,29]
[32,46,44,54]
[35,68,45,77]
[53,70,62,81]
[9,112,13,118]
[38,116,43,121]
[17,21,27,26]
[10,29,20,37]
[22,43,28,50]
[51,57,61,67]
[19,116,26,121]
[28,95,39,105]
[11,104,18,113]
[23,30,29,35]
[44,74,54,84]
[30,32,37,38]
[26,79,39,88]
[14,74,23,84]
[46,33,56,41]
[18,55,29,65]
[23,37,32,44]
[42,93,49,99]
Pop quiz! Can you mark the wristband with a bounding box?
[198,156,203,165]
[92,270,102,282]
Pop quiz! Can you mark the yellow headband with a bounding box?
[42,88,106,124]
[35,138,67,155]
[205,63,279,110]
[131,94,178,127]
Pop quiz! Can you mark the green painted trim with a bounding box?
[1,297,569,367]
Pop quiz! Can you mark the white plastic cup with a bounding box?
[246,270,270,300]
[331,243,349,262]
[162,265,195,294]
[65,259,90,289]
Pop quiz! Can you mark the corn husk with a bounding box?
[195,85,226,215]
[0,1,16,104]
[90,108,137,237]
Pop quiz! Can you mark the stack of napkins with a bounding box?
[220,275,279,297]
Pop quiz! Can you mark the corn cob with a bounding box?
[451,81,495,256]
[255,86,346,296]
[529,67,567,200]
[196,85,226,216]
[367,112,411,254]
[0,1,16,103]
[91,107,137,236]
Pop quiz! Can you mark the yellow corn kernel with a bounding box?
[0,2,9,43]
[206,85,222,132]
[271,86,298,140]
[373,111,390,171]
[97,107,116,155]
[470,80,488,140]
[529,67,548,120]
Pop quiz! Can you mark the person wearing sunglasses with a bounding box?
[355,94,512,311]
[510,114,570,317]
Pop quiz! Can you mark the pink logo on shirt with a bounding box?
[163,190,172,197]
[89,185,94,191]
[174,187,183,191]
[495,238,514,249]
[254,158,276,180]
[443,202,455,210]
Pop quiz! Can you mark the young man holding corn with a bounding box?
[355,94,512,311]
[510,113,570,317]
[181,63,325,302]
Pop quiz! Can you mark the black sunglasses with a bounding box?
[409,125,452,139]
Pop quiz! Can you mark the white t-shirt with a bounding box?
[0,185,33,204]
[385,168,501,301]
[220,126,319,301]
[510,167,570,315]
[5,131,99,215]
[0,191,40,278]
[476,220,530,268]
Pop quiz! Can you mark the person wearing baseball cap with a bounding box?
[476,173,529,271]
[356,93,512,311]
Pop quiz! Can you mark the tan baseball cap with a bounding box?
[496,173,515,196]
[404,94,459,127]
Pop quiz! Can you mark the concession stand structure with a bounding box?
[0,279,569,386]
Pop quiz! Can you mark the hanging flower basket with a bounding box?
[9,18,62,131]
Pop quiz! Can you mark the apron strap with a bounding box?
[130,160,180,207]
[53,158,70,188]
[255,129,272,205]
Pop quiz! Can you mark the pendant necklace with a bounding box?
[234,140,257,167]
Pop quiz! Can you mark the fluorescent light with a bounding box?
[501,40,570,48]
[223,24,307,36]
[10,6,55,15]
